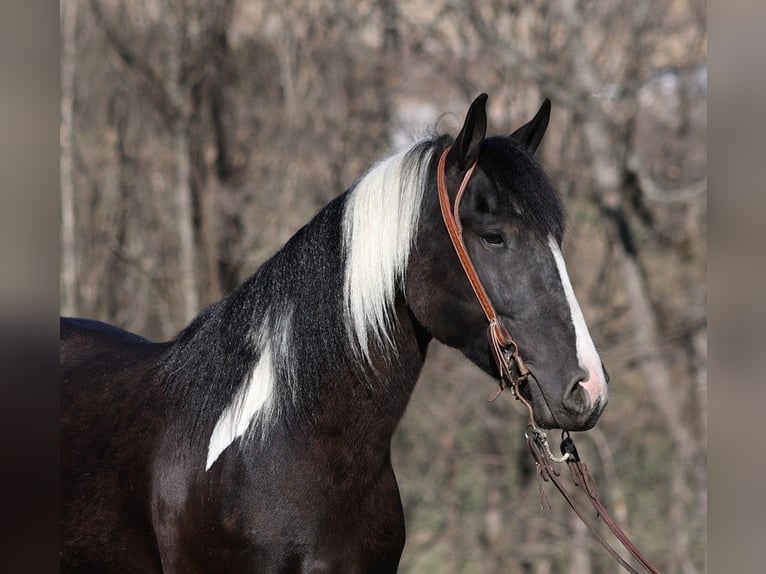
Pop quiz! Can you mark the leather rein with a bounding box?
[436,146,661,574]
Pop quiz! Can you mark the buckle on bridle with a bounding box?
[487,319,531,402]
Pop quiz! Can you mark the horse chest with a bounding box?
[161,450,406,573]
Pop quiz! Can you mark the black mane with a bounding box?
[156,194,353,442]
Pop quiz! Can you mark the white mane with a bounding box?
[342,144,435,361]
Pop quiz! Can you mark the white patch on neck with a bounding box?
[548,236,609,407]
[205,339,275,471]
[342,146,432,360]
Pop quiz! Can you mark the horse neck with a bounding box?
[184,195,432,471]
[312,296,429,445]
[259,192,432,448]
[221,293,429,479]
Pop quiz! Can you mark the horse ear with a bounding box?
[453,93,488,169]
[510,98,551,155]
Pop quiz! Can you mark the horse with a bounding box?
[61,93,609,573]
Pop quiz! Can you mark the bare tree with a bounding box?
[60,0,78,315]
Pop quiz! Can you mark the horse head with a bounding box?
[407,94,609,431]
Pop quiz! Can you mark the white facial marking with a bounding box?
[205,340,274,471]
[548,236,608,407]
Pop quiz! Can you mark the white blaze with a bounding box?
[548,236,608,407]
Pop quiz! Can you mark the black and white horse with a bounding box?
[61,94,609,572]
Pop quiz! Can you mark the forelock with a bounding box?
[478,137,565,242]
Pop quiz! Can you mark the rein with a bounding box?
[436,146,661,574]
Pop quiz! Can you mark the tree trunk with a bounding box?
[165,7,198,325]
[172,116,198,324]
[60,0,78,316]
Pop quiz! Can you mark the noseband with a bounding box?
[435,146,661,574]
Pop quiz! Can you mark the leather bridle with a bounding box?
[436,147,531,403]
[436,146,662,574]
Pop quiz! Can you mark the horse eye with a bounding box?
[481,232,505,247]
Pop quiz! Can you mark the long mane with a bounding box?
[342,140,437,360]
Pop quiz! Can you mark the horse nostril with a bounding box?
[563,368,590,413]
[602,362,610,384]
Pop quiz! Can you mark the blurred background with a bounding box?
[59,1,706,572]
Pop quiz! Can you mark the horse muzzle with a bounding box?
[521,370,609,432]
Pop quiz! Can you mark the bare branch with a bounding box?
[88,0,179,126]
